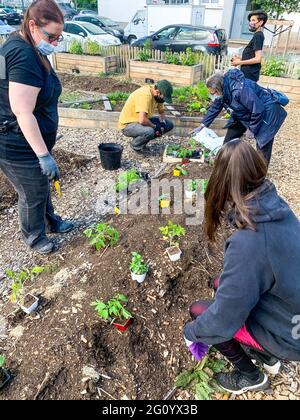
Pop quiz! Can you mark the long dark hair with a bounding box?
[204,139,268,241]
[19,0,64,70]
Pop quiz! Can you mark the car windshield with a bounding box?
[99,17,118,27]
[0,20,4,25]
[80,22,107,35]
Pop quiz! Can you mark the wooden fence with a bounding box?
[1,35,297,81]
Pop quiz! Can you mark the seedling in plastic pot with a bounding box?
[185,179,199,199]
[114,169,142,193]
[130,252,149,283]
[0,355,12,392]
[91,293,133,331]
[159,195,170,209]
[159,221,186,262]
[84,223,119,251]
[173,165,187,177]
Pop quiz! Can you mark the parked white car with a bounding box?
[0,19,15,36]
[62,21,121,46]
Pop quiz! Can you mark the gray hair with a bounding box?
[206,72,224,94]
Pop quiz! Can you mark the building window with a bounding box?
[146,1,192,4]
[202,0,220,5]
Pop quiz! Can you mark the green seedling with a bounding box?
[159,220,186,248]
[130,252,148,275]
[187,179,199,192]
[175,165,187,176]
[6,266,45,304]
[0,355,5,369]
[91,293,132,322]
[115,169,142,193]
[201,179,209,193]
[84,223,119,251]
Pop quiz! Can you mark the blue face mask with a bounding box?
[37,39,55,56]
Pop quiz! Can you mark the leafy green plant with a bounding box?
[91,293,132,321]
[0,355,5,369]
[115,169,141,193]
[86,39,101,55]
[138,39,152,62]
[175,165,187,176]
[165,49,181,65]
[261,57,286,77]
[187,179,199,192]
[84,223,119,251]
[69,39,83,55]
[79,102,92,110]
[130,252,148,275]
[177,147,193,159]
[6,266,45,303]
[159,221,186,248]
[201,179,209,193]
[181,48,198,67]
[175,352,228,400]
[107,91,130,102]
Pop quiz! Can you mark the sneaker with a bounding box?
[32,239,55,255]
[50,220,74,234]
[130,144,152,155]
[215,370,270,395]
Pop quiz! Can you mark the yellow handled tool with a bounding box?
[54,179,62,199]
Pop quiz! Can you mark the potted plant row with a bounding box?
[92,293,133,331]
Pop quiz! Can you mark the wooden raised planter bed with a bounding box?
[259,75,300,103]
[53,53,118,76]
[58,107,226,137]
[127,60,203,86]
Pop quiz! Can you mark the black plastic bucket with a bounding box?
[98,143,123,170]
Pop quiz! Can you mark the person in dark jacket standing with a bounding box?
[0,0,73,255]
[231,10,268,82]
[184,139,300,395]
[191,68,287,165]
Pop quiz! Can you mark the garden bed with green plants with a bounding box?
[0,162,230,401]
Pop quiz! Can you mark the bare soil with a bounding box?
[0,163,228,401]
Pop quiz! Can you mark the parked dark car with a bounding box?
[58,3,77,20]
[132,24,228,56]
[73,15,124,42]
[0,7,21,25]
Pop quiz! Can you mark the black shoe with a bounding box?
[215,370,270,395]
[32,239,55,255]
[50,220,74,234]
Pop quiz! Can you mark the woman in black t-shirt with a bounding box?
[0,0,73,255]
[231,10,268,82]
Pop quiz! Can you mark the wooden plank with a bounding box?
[165,105,181,117]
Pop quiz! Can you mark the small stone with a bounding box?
[9,325,24,340]
[81,335,88,344]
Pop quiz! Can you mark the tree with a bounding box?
[73,0,98,11]
[258,0,300,19]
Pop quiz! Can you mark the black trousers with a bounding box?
[224,121,274,165]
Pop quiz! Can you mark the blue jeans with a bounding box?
[122,117,174,150]
[0,157,63,249]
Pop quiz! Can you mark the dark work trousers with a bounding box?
[189,300,277,379]
[122,117,174,151]
[224,120,274,166]
[0,157,63,249]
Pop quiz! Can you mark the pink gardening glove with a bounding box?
[184,337,209,361]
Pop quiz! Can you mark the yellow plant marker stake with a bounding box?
[54,180,62,199]
[114,207,121,215]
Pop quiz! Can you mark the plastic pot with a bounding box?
[166,247,182,262]
[98,143,123,170]
[131,271,147,283]
[160,199,170,209]
[185,189,196,199]
[112,317,133,331]
[0,368,12,391]
[18,294,39,315]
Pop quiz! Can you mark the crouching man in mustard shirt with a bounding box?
[118,80,174,154]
